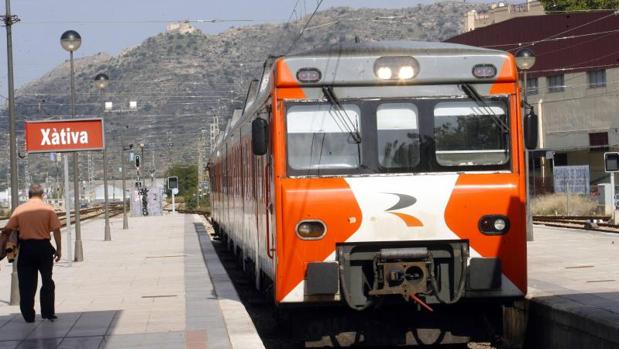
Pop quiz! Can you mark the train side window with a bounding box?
[376,103,420,169]
[433,101,509,167]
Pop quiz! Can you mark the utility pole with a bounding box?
[121,133,129,229]
[3,0,20,306]
[197,129,206,208]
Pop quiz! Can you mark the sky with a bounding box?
[0,0,505,95]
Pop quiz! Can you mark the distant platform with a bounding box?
[526,225,619,348]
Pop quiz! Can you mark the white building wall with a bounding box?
[527,67,619,151]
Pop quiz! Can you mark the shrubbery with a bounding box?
[531,193,599,216]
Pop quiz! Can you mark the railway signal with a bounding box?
[604,152,619,173]
[604,152,619,224]
[167,176,179,214]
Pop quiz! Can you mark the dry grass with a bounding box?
[531,193,599,216]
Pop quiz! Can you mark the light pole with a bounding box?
[105,102,136,228]
[61,29,84,261]
[515,47,536,242]
[3,0,20,306]
[95,73,112,240]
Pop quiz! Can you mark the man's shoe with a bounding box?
[42,315,57,321]
[24,318,35,323]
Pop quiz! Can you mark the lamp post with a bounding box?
[61,30,84,261]
[515,47,536,242]
[4,0,20,306]
[95,73,112,241]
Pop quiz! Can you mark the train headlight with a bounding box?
[296,220,326,240]
[478,215,510,235]
[493,218,507,231]
[376,67,393,80]
[374,56,419,81]
[398,66,415,80]
[472,64,497,79]
[296,68,322,83]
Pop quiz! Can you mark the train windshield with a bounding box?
[434,101,509,166]
[286,104,362,170]
[376,103,420,169]
[285,97,510,176]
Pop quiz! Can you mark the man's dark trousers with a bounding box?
[17,239,55,322]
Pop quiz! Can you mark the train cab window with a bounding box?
[286,104,361,171]
[376,103,420,169]
[433,101,509,167]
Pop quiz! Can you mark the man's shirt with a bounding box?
[5,198,61,240]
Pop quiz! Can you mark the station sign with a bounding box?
[553,165,590,195]
[25,118,105,153]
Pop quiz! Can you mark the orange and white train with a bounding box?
[208,41,537,320]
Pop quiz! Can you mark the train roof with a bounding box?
[289,40,506,57]
[276,40,516,89]
[209,41,517,158]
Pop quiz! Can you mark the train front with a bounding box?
[269,42,532,311]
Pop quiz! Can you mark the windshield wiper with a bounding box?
[460,83,509,134]
[322,86,362,144]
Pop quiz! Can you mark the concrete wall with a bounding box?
[465,1,545,31]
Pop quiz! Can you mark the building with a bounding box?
[166,21,198,34]
[448,10,619,192]
[465,0,545,31]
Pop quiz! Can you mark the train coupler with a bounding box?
[368,247,431,301]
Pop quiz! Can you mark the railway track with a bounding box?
[1,203,124,229]
[533,215,619,233]
[57,203,125,227]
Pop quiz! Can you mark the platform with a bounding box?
[0,214,264,349]
[526,225,619,348]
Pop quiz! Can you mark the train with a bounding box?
[207,41,537,345]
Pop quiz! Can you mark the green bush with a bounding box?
[531,193,599,216]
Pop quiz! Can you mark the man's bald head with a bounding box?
[28,184,45,198]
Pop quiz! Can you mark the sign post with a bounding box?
[604,152,619,224]
[24,118,105,262]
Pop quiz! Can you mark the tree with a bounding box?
[539,0,619,11]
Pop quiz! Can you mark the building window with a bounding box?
[547,74,565,93]
[587,69,606,88]
[589,132,609,152]
[526,77,538,95]
[554,153,567,166]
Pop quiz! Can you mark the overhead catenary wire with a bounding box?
[271,0,306,55]
[508,10,619,52]
[284,0,326,54]
[21,18,275,25]
[482,28,619,49]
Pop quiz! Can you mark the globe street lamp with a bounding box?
[94,73,112,241]
[515,47,536,241]
[61,29,84,262]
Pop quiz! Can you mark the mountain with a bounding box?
[0,2,487,186]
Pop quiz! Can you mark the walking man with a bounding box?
[3,184,61,322]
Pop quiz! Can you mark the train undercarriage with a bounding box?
[211,221,525,348]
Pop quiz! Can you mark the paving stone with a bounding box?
[0,214,263,349]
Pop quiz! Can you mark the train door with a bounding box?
[263,107,276,277]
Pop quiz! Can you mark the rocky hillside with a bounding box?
[0,2,487,184]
